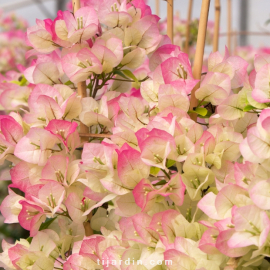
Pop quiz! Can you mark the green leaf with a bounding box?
[207,187,218,195]
[198,110,212,119]
[93,230,102,235]
[122,70,138,83]
[150,167,160,176]
[27,237,33,243]
[166,159,176,168]
[92,207,98,215]
[10,80,21,86]
[10,76,28,86]
[113,70,129,79]
[243,104,256,112]
[200,101,210,106]
[153,180,167,186]
[194,107,208,116]
[65,80,73,86]
[189,108,210,118]
[20,76,28,86]
[39,217,57,231]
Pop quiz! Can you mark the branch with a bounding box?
[161,169,171,180]
[111,76,149,83]
[79,133,111,138]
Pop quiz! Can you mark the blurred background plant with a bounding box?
[0,11,30,259]
[159,15,214,56]
[0,11,30,75]
[0,161,29,260]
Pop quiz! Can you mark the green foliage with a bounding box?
[10,75,27,86]
[166,159,176,168]
[243,104,257,112]
[150,166,160,176]
[39,217,57,231]
[121,70,138,83]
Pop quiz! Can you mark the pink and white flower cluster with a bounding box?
[0,11,30,74]
[1,1,270,269]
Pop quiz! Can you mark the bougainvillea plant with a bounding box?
[1,0,270,269]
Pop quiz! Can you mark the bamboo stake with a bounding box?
[213,0,220,52]
[189,0,211,121]
[72,0,81,12]
[72,0,89,142]
[167,0,174,43]
[227,0,232,54]
[156,0,160,17]
[83,213,93,236]
[79,133,112,138]
[72,0,92,237]
[185,0,193,55]
[71,0,84,93]
[234,29,238,55]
